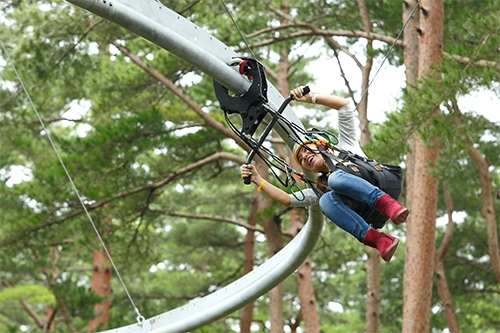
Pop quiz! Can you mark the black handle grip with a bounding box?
[244,174,252,185]
[300,86,311,97]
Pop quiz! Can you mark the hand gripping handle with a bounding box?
[244,86,310,185]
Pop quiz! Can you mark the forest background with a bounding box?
[0,0,499,333]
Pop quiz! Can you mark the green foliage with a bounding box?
[53,275,104,320]
[429,213,500,332]
[0,285,55,308]
[1,0,499,332]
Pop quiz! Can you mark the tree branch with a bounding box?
[449,100,500,283]
[108,39,250,151]
[266,6,364,69]
[54,17,104,67]
[1,152,247,246]
[19,300,44,327]
[444,53,500,70]
[250,7,498,71]
[54,296,78,333]
[154,210,294,238]
[158,211,265,234]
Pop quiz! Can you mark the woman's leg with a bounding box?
[319,190,371,242]
[319,190,399,261]
[328,170,409,224]
[327,170,384,206]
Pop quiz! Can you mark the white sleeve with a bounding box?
[337,102,367,158]
[289,188,320,207]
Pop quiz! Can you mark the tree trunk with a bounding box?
[290,208,320,333]
[88,247,113,332]
[264,224,284,333]
[356,0,374,144]
[256,157,284,333]
[403,135,439,333]
[402,0,420,211]
[450,100,500,282]
[465,137,500,282]
[239,196,257,333]
[402,1,443,332]
[274,5,320,330]
[354,1,380,331]
[434,186,460,333]
[365,251,380,332]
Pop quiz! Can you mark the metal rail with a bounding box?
[65,1,324,332]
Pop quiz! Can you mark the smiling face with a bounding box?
[297,143,328,173]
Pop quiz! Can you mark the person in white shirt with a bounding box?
[241,86,409,262]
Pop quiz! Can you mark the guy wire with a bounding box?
[0,39,145,325]
[220,0,256,59]
[355,0,422,108]
[220,0,420,108]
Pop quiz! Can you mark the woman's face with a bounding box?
[297,143,327,172]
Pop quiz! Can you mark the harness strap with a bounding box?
[317,145,366,175]
[321,143,387,173]
[303,176,325,198]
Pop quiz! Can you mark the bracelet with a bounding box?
[257,180,267,192]
[311,94,317,104]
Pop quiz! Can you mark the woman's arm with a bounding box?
[241,164,291,206]
[291,86,365,157]
[290,86,349,109]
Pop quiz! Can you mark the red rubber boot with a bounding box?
[375,193,409,225]
[363,228,399,262]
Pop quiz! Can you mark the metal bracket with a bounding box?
[213,57,268,136]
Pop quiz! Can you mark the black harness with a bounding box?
[317,144,404,229]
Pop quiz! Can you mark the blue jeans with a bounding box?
[319,170,385,242]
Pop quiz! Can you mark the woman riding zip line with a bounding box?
[241,86,409,262]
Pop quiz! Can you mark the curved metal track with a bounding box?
[104,207,323,333]
[65,1,324,332]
